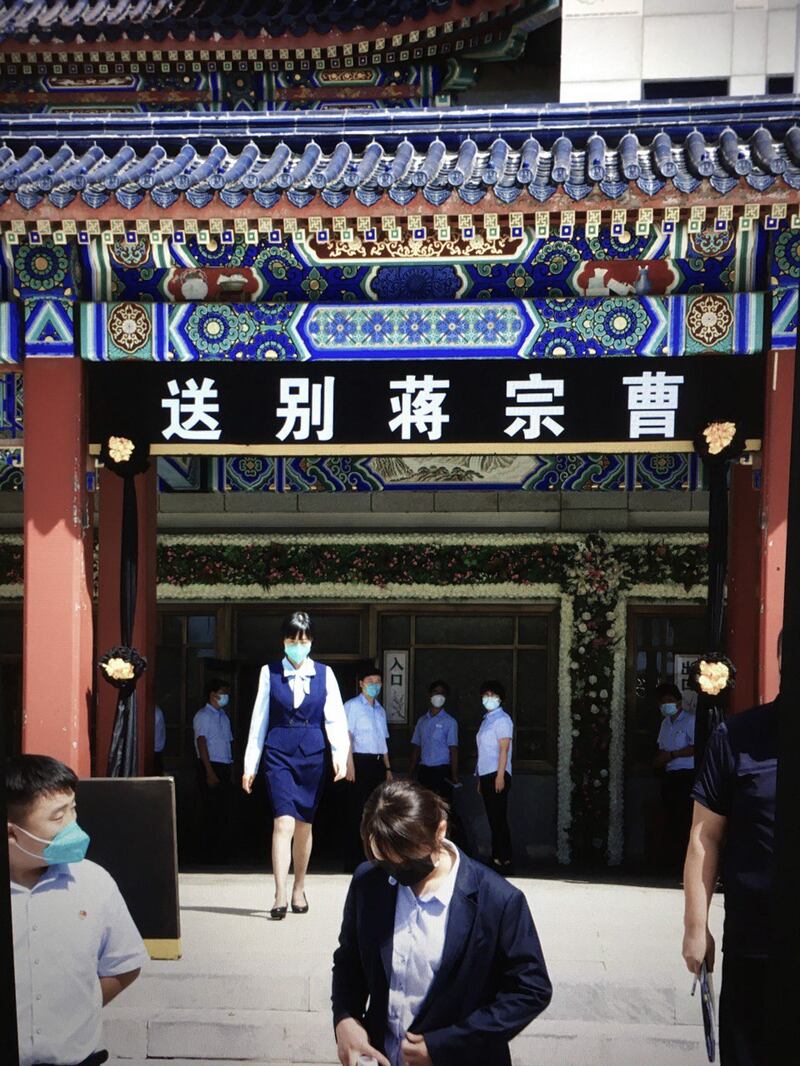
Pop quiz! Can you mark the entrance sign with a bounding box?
[383,650,409,725]
[89,356,764,456]
[674,653,700,715]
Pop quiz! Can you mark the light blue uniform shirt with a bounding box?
[345,693,389,755]
[385,842,460,1066]
[476,707,514,776]
[193,703,233,764]
[657,710,696,771]
[411,710,458,767]
[11,859,149,1066]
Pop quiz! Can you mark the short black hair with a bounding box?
[281,610,314,641]
[205,677,229,700]
[361,779,449,863]
[356,660,382,681]
[480,679,506,702]
[655,682,682,702]
[428,679,449,696]
[5,754,78,821]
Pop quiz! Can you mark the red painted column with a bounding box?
[96,465,158,775]
[759,349,795,705]
[726,462,762,712]
[22,359,93,776]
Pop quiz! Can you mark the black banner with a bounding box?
[89,356,764,455]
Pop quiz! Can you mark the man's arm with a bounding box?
[196,735,219,786]
[682,802,726,975]
[421,890,552,1066]
[408,743,421,776]
[101,968,140,1006]
[449,746,459,783]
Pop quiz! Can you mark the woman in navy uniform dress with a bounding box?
[243,610,350,919]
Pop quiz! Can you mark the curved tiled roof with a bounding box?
[0,99,798,213]
[0,0,500,44]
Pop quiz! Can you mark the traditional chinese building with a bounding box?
[0,1,796,866]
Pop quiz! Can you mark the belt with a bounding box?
[353,752,384,760]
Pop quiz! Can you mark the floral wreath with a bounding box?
[686,654,736,696]
[98,645,147,690]
[99,434,151,478]
[693,420,747,464]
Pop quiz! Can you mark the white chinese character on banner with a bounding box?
[623,371,685,438]
[388,374,450,441]
[275,377,334,442]
[505,373,565,440]
[161,377,221,441]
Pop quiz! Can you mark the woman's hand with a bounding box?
[332,756,348,783]
[345,757,356,783]
[242,773,255,794]
[206,768,220,788]
[401,1032,433,1066]
[494,772,506,793]
[335,1017,390,1066]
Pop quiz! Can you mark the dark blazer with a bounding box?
[331,849,552,1066]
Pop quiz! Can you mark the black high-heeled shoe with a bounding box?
[270,905,288,920]
[291,893,309,914]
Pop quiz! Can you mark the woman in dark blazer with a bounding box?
[332,779,551,1066]
[243,610,350,919]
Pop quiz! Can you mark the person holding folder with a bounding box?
[332,779,551,1066]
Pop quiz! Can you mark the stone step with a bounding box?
[111,970,702,1025]
[106,1009,709,1064]
[107,1017,708,1065]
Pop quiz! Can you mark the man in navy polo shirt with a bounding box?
[682,699,777,1065]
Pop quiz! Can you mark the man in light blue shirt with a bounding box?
[409,679,459,801]
[193,677,234,864]
[344,662,392,871]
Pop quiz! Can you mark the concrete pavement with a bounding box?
[106,870,723,1065]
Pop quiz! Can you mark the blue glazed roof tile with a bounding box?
[0,0,502,44]
[0,101,798,214]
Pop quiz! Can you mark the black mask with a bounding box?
[376,855,436,887]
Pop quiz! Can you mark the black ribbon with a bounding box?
[102,439,149,778]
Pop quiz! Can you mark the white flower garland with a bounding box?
[556,593,575,865]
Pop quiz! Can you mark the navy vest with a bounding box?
[266,660,327,757]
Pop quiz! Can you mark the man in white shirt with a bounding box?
[343,662,392,871]
[653,682,696,876]
[7,754,148,1066]
[193,677,234,864]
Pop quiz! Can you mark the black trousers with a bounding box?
[480,772,513,864]
[719,954,768,1066]
[346,753,387,871]
[195,759,233,862]
[660,769,694,874]
[418,765,471,854]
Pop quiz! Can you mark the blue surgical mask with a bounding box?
[365,682,382,699]
[482,695,501,712]
[12,820,91,865]
[217,694,229,708]
[660,702,679,717]
[285,641,311,664]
